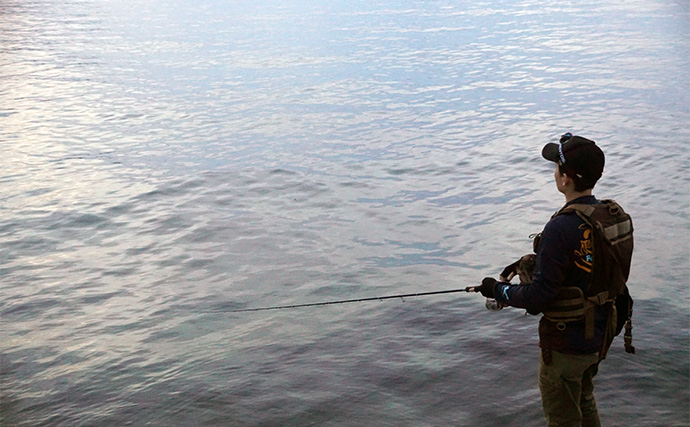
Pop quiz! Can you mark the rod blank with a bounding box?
[222,287,477,313]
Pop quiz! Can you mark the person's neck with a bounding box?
[564,189,592,203]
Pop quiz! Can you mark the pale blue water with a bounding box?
[1,0,689,425]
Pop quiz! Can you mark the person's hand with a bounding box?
[475,277,497,298]
[500,259,520,282]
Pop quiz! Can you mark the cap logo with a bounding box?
[558,143,566,164]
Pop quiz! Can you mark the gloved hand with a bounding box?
[475,277,497,298]
[500,259,520,282]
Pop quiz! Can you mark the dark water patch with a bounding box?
[155,253,191,268]
[306,283,364,298]
[140,213,195,236]
[103,200,135,217]
[193,299,246,313]
[356,188,454,207]
[101,266,138,277]
[46,212,110,230]
[134,178,206,203]
[74,291,122,306]
[100,320,153,336]
[1,298,63,319]
[124,242,158,256]
[269,168,299,176]
[4,235,60,254]
[141,321,209,344]
[366,252,470,268]
[182,257,215,270]
[338,180,371,189]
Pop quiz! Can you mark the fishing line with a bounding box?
[216,287,478,313]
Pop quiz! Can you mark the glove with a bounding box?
[475,277,497,299]
[500,254,537,284]
[500,259,520,282]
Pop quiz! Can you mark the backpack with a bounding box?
[551,200,635,358]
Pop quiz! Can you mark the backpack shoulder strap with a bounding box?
[554,200,633,245]
[552,203,595,220]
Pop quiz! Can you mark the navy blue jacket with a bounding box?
[493,195,608,354]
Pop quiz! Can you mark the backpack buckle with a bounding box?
[589,291,610,305]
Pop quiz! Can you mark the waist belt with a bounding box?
[543,287,614,339]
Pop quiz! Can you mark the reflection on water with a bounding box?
[1,0,688,425]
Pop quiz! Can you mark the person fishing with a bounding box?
[473,133,635,427]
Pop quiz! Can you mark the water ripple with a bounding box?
[1,0,688,425]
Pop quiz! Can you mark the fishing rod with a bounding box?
[223,287,479,313]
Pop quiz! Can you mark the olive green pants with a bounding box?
[539,350,601,427]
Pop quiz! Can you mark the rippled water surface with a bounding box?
[1,0,689,425]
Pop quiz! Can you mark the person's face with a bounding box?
[554,164,567,194]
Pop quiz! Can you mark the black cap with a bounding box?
[542,133,605,188]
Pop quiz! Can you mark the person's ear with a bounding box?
[559,171,573,188]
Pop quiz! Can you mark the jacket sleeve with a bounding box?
[493,218,570,312]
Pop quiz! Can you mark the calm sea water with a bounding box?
[1,0,689,425]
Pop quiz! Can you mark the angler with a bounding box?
[473,133,635,427]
